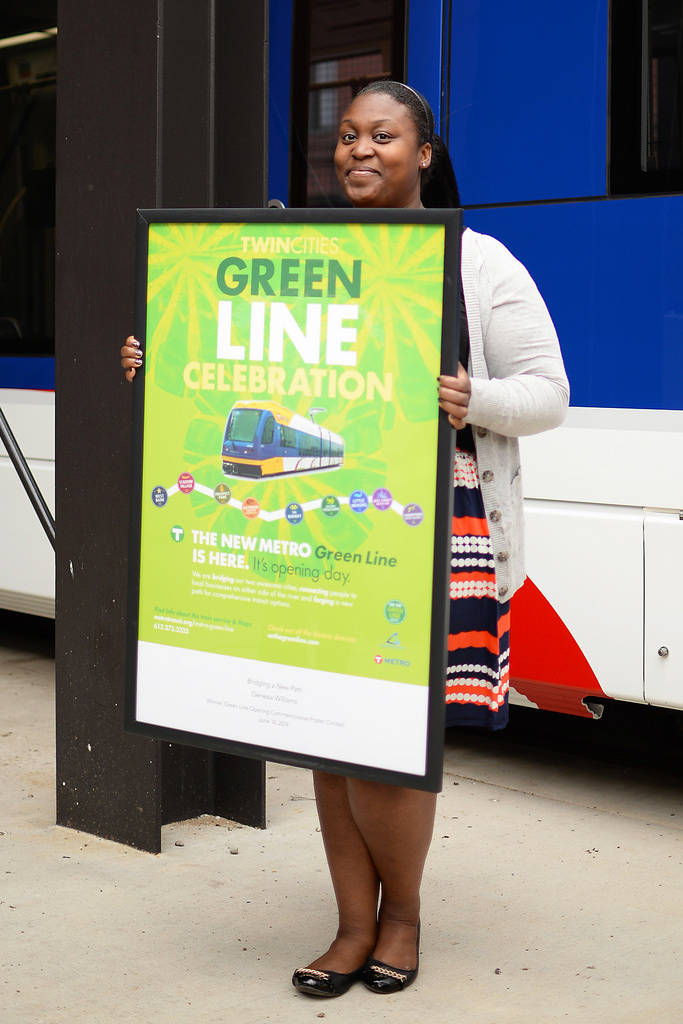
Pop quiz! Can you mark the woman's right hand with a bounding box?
[121,335,143,382]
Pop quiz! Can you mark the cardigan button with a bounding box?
[481,469,494,482]
[489,510,502,523]
[498,585,509,598]
[496,550,509,562]
[477,427,488,438]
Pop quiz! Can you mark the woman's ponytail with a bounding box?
[421,134,461,209]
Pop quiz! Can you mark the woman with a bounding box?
[121,81,569,998]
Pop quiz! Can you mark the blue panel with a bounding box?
[406,0,445,129]
[465,197,683,411]
[0,357,55,390]
[449,1,609,205]
[268,0,293,204]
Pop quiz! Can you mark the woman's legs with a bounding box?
[347,778,436,969]
[305,771,380,973]
[305,771,437,973]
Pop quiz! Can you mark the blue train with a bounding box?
[4,0,683,719]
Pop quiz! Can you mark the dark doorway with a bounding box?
[289,0,405,207]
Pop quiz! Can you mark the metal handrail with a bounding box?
[0,404,55,550]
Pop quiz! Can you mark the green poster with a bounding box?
[127,209,461,791]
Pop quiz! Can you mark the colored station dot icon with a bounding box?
[242,497,260,519]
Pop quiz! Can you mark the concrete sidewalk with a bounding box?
[2,637,683,1023]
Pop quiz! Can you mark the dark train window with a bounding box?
[289,0,405,207]
[611,0,683,194]
[0,23,57,354]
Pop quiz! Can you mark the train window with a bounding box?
[611,0,683,194]
[226,408,261,443]
[0,24,57,356]
[281,424,296,448]
[305,432,319,456]
[289,0,405,207]
[261,415,274,445]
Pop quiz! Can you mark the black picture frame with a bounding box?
[124,205,462,792]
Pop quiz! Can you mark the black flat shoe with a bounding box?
[291,961,367,997]
[362,924,420,994]
[361,958,418,993]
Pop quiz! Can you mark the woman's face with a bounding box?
[334,92,431,209]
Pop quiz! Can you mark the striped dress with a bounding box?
[444,448,510,730]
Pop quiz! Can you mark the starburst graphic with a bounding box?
[137,217,447,685]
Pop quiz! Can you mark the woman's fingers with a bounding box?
[437,364,471,430]
[121,335,143,381]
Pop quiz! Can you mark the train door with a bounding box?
[644,512,683,709]
[269,0,407,206]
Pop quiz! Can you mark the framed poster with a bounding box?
[125,207,462,791]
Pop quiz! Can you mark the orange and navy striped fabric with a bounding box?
[445,450,510,730]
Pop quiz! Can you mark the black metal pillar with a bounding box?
[55,0,269,852]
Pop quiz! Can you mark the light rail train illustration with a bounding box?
[221,400,344,478]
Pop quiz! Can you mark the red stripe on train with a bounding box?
[510,577,607,719]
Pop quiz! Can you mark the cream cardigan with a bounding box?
[460,228,570,600]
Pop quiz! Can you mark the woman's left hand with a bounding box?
[438,363,471,429]
[121,335,143,382]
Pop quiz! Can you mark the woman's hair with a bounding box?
[354,80,461,208]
